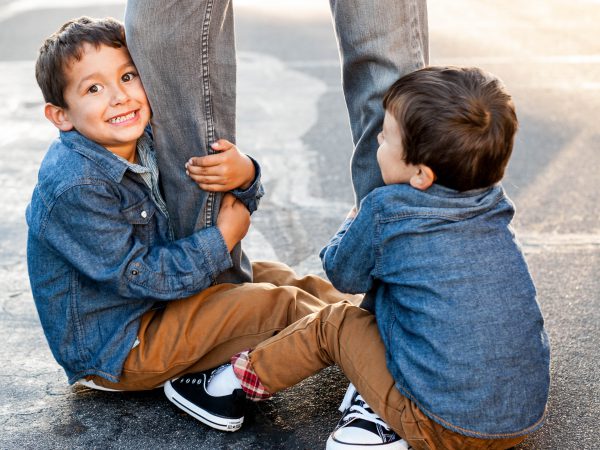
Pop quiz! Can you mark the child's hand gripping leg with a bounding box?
[186,139,255,191]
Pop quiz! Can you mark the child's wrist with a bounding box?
[216,224,235,252]
[238,156,256,190]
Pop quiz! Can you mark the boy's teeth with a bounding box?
[109,111,135,123]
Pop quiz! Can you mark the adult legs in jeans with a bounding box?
[125,0,250,285]
[329,0,429,203]
[124,0,429,213]
[247,302,526,450]
[90,261,360,391]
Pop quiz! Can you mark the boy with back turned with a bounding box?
[189,66,551,449]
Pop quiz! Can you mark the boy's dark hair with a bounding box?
[383,66,518,191]
[35,17,126,108]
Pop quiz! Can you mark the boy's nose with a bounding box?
[109,86,128,105]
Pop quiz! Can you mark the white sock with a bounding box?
[206,364,242,397]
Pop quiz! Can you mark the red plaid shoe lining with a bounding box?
[231,350,272,401]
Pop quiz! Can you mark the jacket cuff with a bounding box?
[231,156,264,214]
[197,226,233,283]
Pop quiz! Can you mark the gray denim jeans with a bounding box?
[124,0,429,283]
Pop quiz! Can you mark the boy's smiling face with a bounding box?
[48,43,151,161]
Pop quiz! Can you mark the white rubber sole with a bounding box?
[164,381,243,432]
[326,434,410,450]
[77,379,124,392]
[77,379,164,392]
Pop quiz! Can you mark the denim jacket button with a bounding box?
[141,210,147,218]
[131,269,139,276]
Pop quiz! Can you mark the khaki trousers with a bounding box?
[249,302,527,450]
[92,261,358,391]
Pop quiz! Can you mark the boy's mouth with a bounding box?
[108,110,137,124]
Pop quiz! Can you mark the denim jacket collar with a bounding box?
[397,183,504,209]
[59,130,151,184]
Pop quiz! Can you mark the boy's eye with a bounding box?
[87,84,102,94]
[122,72,137,82]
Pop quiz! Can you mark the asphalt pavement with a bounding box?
[0,1,598,449]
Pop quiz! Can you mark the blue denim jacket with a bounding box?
[320,183,550,439]
[26,130,263,384]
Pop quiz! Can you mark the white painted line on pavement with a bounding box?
[519,232,600,254]
[237,51,352,267]
[0,0,125,22]
[286,54,600,69]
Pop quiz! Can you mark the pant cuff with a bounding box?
[231,350,272,401]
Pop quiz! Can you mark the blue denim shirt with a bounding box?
[26,130,263,384]
[320,183,550,439]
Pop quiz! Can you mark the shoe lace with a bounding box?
[177,364,231,386]
[207,364,230,384]
[344,394,390,430]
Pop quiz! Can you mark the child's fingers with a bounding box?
[211,139,234,151]
[187,153,223,168]
[196,181,229,192]
[188,173,225,185]
[185,163,223,177]
[346,206,358,218]
[186,156,204,167]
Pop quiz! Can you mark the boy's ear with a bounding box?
[44,103,74,131]
[409,165,435,191]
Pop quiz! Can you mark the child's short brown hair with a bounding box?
[35,16,126,109]
[383,66,518,192]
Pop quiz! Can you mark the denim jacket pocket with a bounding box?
[121,196,156,245]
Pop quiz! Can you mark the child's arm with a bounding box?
[186,139,264,213]
[217,193,251,252]
[40,183,247,301]
[320,196,377,294]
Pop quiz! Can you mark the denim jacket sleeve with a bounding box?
[230,156,264,214]
[320,195,377,294]
[43,181,232,300]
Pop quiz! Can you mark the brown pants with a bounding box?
[248,302,527,450]
[92,261,358,391]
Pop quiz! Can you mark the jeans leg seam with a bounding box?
[201,0,217,228]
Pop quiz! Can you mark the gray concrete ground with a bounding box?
[1,0,599,448]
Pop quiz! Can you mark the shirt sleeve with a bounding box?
[42,182,232,300]
[230,156,264,214]
[319,195,378,294]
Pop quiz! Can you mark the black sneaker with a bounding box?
[326,384,410,450]
[164,365,245,432]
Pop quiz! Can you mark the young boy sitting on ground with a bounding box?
[179,66,551,449]
[27,16,354,432]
